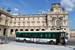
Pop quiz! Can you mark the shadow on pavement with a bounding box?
[64,46,75,50]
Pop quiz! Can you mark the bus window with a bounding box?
[34,34,37,38]
[45,34,47,38]
[48,34,51,38]
[25,34,29,38]
[29,34,31,38]
[31,34,34,38]
[38,34,42,38]
[16,33,21,37]
[52,34,55,38]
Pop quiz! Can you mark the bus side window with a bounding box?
[48,34,51,38]
[45,34,47,38]
[25,34,28,38]
[34,34,37,38]
[52,34,55,38]
[31,34,34,38]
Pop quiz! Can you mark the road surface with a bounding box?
[0,36,75,46]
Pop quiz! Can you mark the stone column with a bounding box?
[13,29,15,37]
[8,29,10,37]
[52,17,56,26]
[1,27,4,36]
[18,29,20,31]
[52,17,56,30]
[47,15,49,26]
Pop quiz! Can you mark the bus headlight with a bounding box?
[17,37,19,39]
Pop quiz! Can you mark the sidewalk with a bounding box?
[0,44,43,50]
[0,42,75,50]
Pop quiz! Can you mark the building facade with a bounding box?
[0,3,70,37]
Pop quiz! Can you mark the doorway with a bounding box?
[3,28,6,35]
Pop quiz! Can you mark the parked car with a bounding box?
[0,39,4,44]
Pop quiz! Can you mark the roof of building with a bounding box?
[52,3,61,5]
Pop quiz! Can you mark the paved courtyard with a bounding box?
[0,42,75,50]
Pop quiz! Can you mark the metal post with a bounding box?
[4,29,7,44]
[64,33,66,45]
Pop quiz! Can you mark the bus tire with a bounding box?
[49,41,54,44]
[23,39,26,43]
[17,39,20,42]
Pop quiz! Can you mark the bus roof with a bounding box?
[16,30,66,33]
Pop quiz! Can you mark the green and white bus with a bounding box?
[15,30,67,45]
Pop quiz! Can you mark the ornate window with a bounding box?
[33,17,34,20]
[32,22,35,26]
[57,15,59,18]
[64,15,65,18]
[64,20,66,26]
[23,18,25,20]
[56,20,60,26]
[23,22,25,26]
[50,16,52,18]
[43,22,45,26]
[43,17,44,20]
[38,17,39,20]
[18,22,20,26]
[50,21,52,26]
[56,9,59,12]
[19,18,20,20]
[15,18,16,20]
[28,18,29,20]
[37,22,40,26]
[27,23,30,26]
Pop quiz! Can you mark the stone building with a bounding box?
[69,30,75,37]
[0,3,70,37]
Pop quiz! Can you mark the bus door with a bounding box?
[30,33,37,42]
[33,33,37,42]
[55,33,60,45]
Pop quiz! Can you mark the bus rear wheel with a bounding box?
[23,39,26,43]
[49,41,55,44]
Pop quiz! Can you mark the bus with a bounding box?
[15,30,67,45]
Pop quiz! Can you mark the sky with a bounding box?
[0,0,75,29]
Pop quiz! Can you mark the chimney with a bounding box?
[40,11,42,14]
[7,7,11,12]
[18,12,21,15]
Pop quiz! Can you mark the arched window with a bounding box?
[25,29,28,31]
[30,29,34,31]
[57,15,59,18]
[42,29,45,31]
[15,29,18,32]
[56,9,59,12]
[36,29,39,31]
[20,29,23,31]
[56,20,60,26]
[50,21,52,26]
